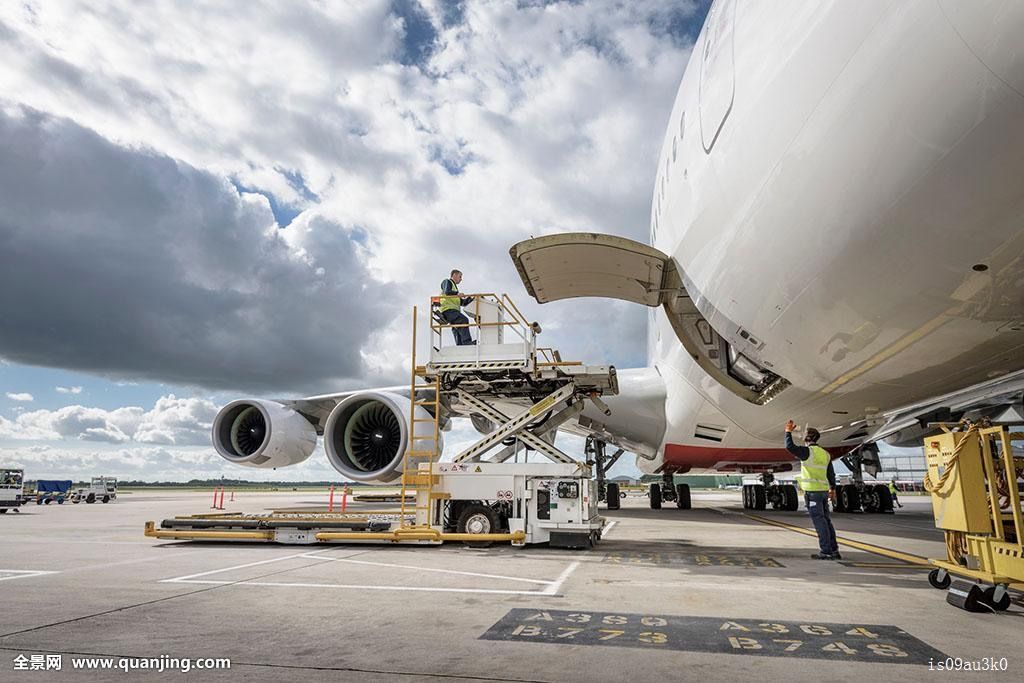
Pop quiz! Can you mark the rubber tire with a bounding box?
[784,485,799,511]
[57,497,64,504]
[875,485,893,512]
[0,508,6,514]
[44,498,52,505]
[675,484,691,510]
[102,495,110,503]
[981,586,1012,612]
[928,568,951,590]
[606,483,621,510]
[36,498,43,505]
[456,503,500,548]
[86,493,95,504]
[770,488,782,511]
[842,485,861,512]
[752,485,766,511]
[863,487,880,513]
[833,485,847,513]
[649,483,662,509]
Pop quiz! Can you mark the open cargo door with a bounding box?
[509,233,672,306]
[510,232,790,406]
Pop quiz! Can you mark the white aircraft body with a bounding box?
[212,1,1024,497]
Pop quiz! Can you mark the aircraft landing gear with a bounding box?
[648,473,690,510]
[742,473,798,512]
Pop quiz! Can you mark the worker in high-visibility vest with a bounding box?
[785,420,840,560]
[439,269,476,346]
[889,479,903,508]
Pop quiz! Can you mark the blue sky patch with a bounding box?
[391,0,438,67]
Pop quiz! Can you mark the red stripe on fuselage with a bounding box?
[663,442,854,474]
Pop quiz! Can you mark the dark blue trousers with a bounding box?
[805,491,838,555]
[441,309,473,346]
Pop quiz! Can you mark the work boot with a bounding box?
[810,553,835,560]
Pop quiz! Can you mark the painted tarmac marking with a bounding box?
[601,520,618,537]
[0,570,59,582]
[744,514,931,565]
[481,609,946,665]
[161,550,580,596]
[603,552,784,569]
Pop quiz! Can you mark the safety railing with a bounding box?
[428,292,538,365]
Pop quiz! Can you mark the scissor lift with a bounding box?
[146,294,615,548]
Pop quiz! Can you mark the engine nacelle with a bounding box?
[212,399,317,468]
[324,391,441,483]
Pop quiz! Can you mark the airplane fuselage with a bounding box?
[642,0,1024,474]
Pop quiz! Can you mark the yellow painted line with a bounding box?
[744,514,930,566]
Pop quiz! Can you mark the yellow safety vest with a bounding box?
[799,445,831,492]
[888,482,897,495]
[439,279,462,313]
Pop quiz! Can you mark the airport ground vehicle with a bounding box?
[1,468,25,513]
[35,480,73,505]
[153,296,607,547]
[75,477,118,503]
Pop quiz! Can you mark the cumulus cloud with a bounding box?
[56,386,83,394]
[0,395,215,446]
[5,392,33,402]
[0,1,706,394]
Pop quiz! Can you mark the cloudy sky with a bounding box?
[0,1,711,481]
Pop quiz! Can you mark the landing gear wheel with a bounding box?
[606,483,621,511]
[752,485,766,511]
[649,484,662,509]
[675,484,691,510]
[928,568,951,590]
[841,485,861,512]
[784,485,799,511]
[863,488,880,513]
[0,509,6,514]
[456,503,500,548]
[741,485,750,509]
[876,485,893,513]
[981,585,1012,612]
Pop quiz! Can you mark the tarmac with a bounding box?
[0,489,1020,681]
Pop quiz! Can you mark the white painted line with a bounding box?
[542,561,579,596]
[0,570,59,582]
[602,520,618,537]
[161,580,569,596]
[160,549,337,583]
[297,554,554,586]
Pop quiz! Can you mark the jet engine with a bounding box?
[212,399,317,468]
[324,391,441,483]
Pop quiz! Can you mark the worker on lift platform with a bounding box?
[439,269,476,346]
[785,420,840,560]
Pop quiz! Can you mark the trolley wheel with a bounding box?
[86,493,96,504]
[928,568,951,590]
[981,585,1012,612]
[44,497,52,505]
[57,497,65,504]
[102,495,110,503]
[606,483,621,510]
[675,484,691,510]
[649,483,662,509]
[456,503,500,548]
[620,491,626,498]
[0,508,7,514]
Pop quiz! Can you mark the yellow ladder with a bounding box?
[399,306,443,529]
